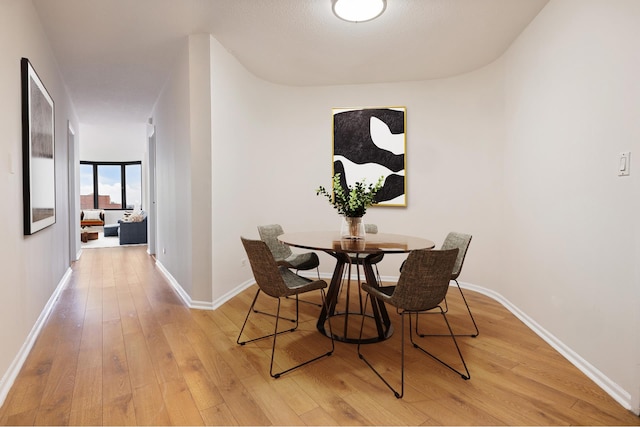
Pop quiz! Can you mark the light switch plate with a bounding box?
[618,152,631,176]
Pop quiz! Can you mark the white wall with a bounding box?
[501,0,640,411]
[206,37,505,303]
[0,0,78,396]
[152,34,214,304]
[152,37,196,301]
[188,34,213,303]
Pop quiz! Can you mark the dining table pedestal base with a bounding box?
[317,252,394,343]
[318,312,394,344]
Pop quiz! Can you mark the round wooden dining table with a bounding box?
[279,231,435,343]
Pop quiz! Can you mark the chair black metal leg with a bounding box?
[453,279,479,337]
[237,289,261,344]
[285,295,322,308]
[270,290,335,378]
[358,305,470,398]
[357,295,404,398]
[321,290,336,353]
[409,309,470,380]
[269,297,283,377]
[252,291,297,323]
[415,280,479,338]
[237,290,298,345]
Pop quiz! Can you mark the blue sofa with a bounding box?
[118,214,147,245]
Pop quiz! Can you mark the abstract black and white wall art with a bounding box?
[332,107,406,206]
[21,58,56,235]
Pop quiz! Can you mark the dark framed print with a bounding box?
[332,106,406,206]
[21,58,56,234]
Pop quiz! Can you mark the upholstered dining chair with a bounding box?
[401,232,478,337]
[437,232,477,335]
[258,223,321,308]
[258,224,320,276]
[358,248,469,398]
[237,237,334,378]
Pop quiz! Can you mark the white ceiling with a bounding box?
[32,0,549,126]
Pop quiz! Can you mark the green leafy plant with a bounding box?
[316,173,384,217]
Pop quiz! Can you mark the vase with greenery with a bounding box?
[316,173,384,239]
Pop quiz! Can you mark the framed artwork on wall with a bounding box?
[21,57,56,235]
[332,106,406,206]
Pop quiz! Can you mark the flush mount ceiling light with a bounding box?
[332,0,387,23]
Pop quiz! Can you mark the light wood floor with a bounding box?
[0,246,638,426]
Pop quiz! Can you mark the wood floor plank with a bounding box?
[318,396,371,426]
[102,285,121,323]
[131,382,172,426]
[3,284,80,424]
[265,375,319,416]
[123,330,158,390]
[128,285,182,385]
[160,379,204,426]
[185,331,272,425]
[298,406,340,426]
[0,363,50,420]
[341,388,433,426]
[199,403,239,426]
[76,308,103,371]
[240,373,306,425]
[102,393,136,426]
[102,319,132,403]
[32,291,83,426]
[1,408,38,426]
[161,322,225,411]
[571,397,640,426]
[117,287,144,336]
[69,366,102,425]
[0,245,638,426]
[186,322,261,383]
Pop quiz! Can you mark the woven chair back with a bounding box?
[441,232,472,280]
[241,237,290,298]
[257,224,293,261]
[390,248,459,312]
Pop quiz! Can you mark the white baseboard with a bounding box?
[0,267,73,407]
[210,279,256,310]
[154,260,214,310]
[154,260,255,311]
[457,281,637,415]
